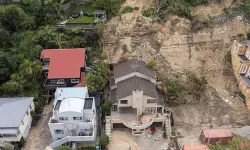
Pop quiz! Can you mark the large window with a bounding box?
[57,79,65,84]
[59,117,68,121]
[147,99,156,103]
[144,107,156,114]
[3,134,16,137]
[240,65,247,74]
[54,130,64,134]
[73,117,82,120]
[120,100,128,104]
[51,79,57,84]
[71,79,80,83]
[43,59,50,66]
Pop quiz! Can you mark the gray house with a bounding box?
[109,59,166,135]
[0,97,35,144]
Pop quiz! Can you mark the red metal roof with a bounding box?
[183,144,209,150]
[40,48,86,79]
[74,72,85,87]
[202,129,232,138]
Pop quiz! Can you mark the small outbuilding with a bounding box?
[200,128,233,145]
[182,144,209,150]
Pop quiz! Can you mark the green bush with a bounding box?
[133,7,139,10]
[147,59,157,69]
[121,6,133,14]
[187,73,207,98]
[103,100,112,115]
[164,79,181,100]
[185,0,208,6]
[236,33,247,42]
[142,8,156,17]
[99,134,109,148]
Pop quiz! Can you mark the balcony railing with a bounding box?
[44,79,67,89]
[121,118,155,129]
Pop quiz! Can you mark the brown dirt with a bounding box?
[103,0,250,136]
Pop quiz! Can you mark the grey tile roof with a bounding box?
[114,59,156,79]
[239,55,249,62]
[110,89,117,104]
[0,97,33,128]
[116,76,158,99]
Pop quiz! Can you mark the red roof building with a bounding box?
[182,144,209,150]
[40,48,86,89]
[201,129,233,145]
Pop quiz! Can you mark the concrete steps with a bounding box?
[106,116,112,140]
[165,115,172,139]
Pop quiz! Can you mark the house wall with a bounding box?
[115,72,156,84]
[132,90,144,115]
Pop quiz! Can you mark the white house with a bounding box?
[48,87,97,149]
[109,59,167,135]
[0,97,34,144]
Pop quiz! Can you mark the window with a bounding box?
[43,59,50,66]
[54,130,64,134]
[240,65,247,74]
[59,117,68,121]
[21,120,24,125]
[112,105,117,111]
[120,100,128,104]
[73,117,82,120]
[29,105,32,110]
[147,99,156,103]
[44,72,48,78]
[71,79,80,83]
[3,134,16,137]
[58,138,62,140]
[26,111,29,116]
[57,79,65,84]
[51,79,57,84]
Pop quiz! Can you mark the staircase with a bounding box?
[106,116,112,140]
[165,115,172,139]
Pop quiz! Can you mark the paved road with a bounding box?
[23,102,53,150]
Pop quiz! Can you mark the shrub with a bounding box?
[99,134,109,148]
[185,0,208,6]
[236,33,247,42]
[133,7,139,10]
[147,59,157,69]
[103,100,112,115]
[187,73,207,98]
[164,79,181,100]
[122,44,128,54]
[142,8,156,17]
[121,6,133,14]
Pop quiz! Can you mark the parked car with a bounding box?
[71,13,80,18]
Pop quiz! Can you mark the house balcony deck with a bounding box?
[42,65,49,71]
[44,79,67,90]
[111,110,165,129]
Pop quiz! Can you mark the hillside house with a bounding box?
[109,59,167,135]
[0,97,34,145]
[232,40,250,109]
[48,87,97,149]
[40,48,86,92]
[200,129,232,145]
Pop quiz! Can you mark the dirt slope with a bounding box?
[104,0,250,136]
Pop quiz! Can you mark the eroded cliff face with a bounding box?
[103,2,250,136]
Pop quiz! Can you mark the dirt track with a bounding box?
[23,102,53,150]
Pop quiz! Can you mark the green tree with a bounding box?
[99,134,109,148]
[147,59,157,69]
[0,80,23,94]
[103,100,112,115]
[56,146,71,150]
[86,61,110,92]
[209,138,250,150]
[73,36,86,48]
[90,0,124,16]
[164,79,180,100]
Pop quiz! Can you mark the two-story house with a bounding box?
[0,97,35,146]
[232,40,250,110]
[40,48,86,91]
[48,87,97,149]
[109,59,167,135]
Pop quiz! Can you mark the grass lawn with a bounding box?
[67,16,95,23]
[71,7,95,15]
[81,147,96,150]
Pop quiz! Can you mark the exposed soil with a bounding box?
[104,0,250,136]
[23,101,53,150]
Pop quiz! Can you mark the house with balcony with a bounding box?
[40,48,86,92]
[232,40,250,110]
[48,87,97,149]
[109,59,167,135]
[0,97,34,146]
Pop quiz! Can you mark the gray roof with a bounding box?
[114,59,156,79]
[117,76,157,99]
[110,89,117,104]
[239,55,249,62]
[0,97,33,128]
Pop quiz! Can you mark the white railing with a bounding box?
[121,118,155,129]
[51,133,95,149]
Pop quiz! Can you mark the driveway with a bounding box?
[108,128,169,150]
[23,101,53,150]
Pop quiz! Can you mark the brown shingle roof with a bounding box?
[116,76,157,99]
[114,59,156,79]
